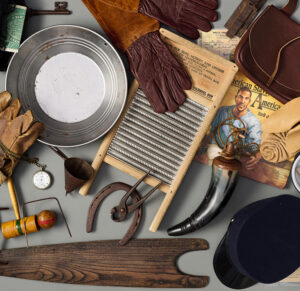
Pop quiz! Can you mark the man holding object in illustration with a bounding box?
[210,87,262,170]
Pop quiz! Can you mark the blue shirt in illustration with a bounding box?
[210,105,262,153]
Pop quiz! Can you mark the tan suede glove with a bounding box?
[261,97,300,163]
[0,91,45,185]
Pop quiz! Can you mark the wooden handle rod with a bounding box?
[7,177,20,220]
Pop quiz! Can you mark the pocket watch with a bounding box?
[33,168,52,190]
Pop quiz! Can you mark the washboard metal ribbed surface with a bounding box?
[108,89,208,186]
[79,29,238,232]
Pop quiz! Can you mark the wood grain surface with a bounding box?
[0,238,209,288]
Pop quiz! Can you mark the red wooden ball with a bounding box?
[37,210,56,229]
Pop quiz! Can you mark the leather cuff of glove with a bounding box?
[82,0,159,51]
[0,170,7,186]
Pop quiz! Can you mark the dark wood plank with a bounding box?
[0,239,209,288]
[225,0,268,37]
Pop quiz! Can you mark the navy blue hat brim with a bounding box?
[214,195,300,289]
[213,233,257,289]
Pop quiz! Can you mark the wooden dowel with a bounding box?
[7,177,20,220]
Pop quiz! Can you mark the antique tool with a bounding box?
[79,29,238,232]
[2,180,52,239]
[27,2,71,15]
[87,182,142,246]
[20,197,72,247]
[111,175,162,222]
[6,25,127,147]
[1,210,53,239]
[87,172,161,245]
[1,195,70,244]
[225,0,267,38]
[168,118,260,236]
[0,238,209,288]
[49,146,94,194]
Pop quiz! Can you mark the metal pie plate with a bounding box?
[6,25,127,147]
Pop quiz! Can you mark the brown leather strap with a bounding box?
[86,182,143,246]
[267,36,300,87]
[282,0,298,16]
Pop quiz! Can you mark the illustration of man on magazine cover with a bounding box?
[207,86,262,170]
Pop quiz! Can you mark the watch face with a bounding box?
[33,170,51,190]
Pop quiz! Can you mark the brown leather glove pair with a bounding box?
[100,0,219,39]
[82,0,192,113]
[0,91,44,185]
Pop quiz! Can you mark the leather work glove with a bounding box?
[98,0,219,39]
[127,30,191,112]
[0,91,45,185]
[82,0,192,113]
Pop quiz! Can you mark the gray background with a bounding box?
[0,0,299,290]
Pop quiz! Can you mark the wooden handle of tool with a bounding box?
[7,177,20,220]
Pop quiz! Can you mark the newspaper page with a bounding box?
[195,30,292,189]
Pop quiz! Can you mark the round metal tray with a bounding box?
[6,25,127,147]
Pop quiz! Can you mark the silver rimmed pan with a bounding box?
[6,25,127,147]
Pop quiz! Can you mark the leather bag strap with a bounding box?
[282,0,298,16]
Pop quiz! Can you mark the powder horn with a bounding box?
[168,142,241,236]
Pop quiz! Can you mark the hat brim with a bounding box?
[213,233,257,289]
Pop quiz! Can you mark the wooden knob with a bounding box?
[37,210,56,229]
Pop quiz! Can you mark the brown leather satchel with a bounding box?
[235,0,300,104]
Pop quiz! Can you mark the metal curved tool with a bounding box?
[86,182,143,246]
[110,171,162,222]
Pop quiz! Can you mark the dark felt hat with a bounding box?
[213,195,300,289]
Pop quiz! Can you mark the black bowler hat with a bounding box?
[213,195,300,289]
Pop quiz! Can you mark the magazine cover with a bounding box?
[195,30,293,189]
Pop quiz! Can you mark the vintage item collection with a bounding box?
[86,172,162,246]
[0,0,299,289]
[79,29,238,232]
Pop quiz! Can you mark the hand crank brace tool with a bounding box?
[86,171,162,245]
